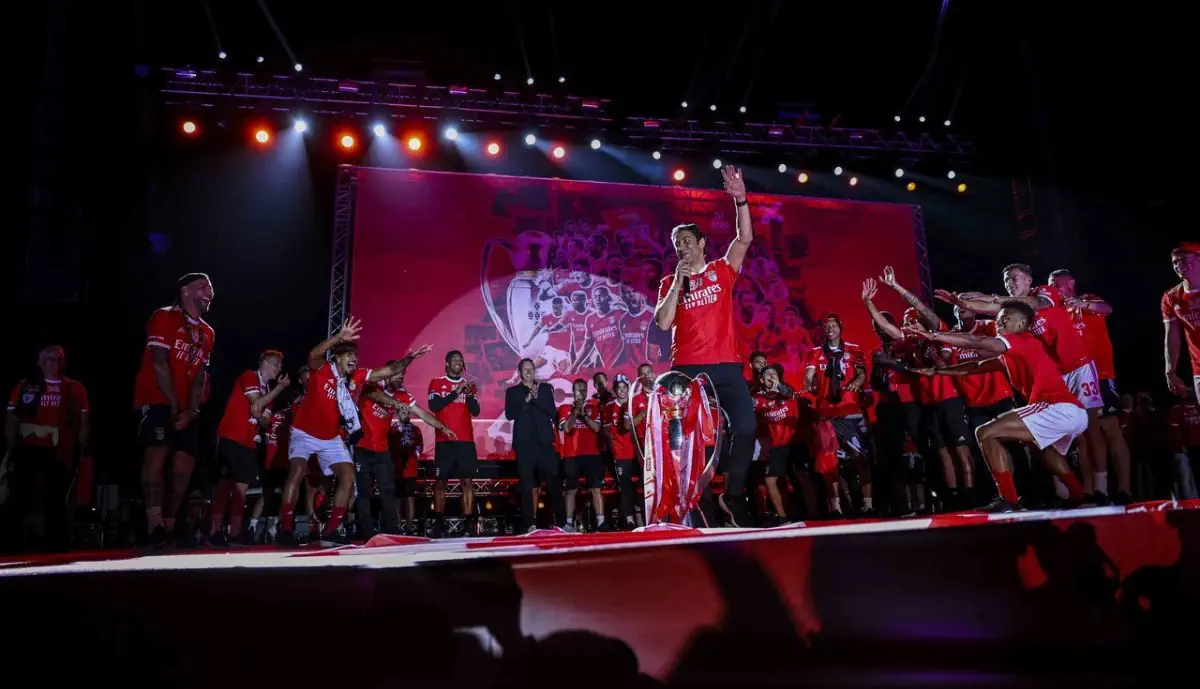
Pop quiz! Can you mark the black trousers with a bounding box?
[675,363,757,499]
[515,443,565,530]
[614,459,636,522]
[6,445,72,551]
[354,448,398,537]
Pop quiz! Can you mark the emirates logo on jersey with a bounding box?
[1031,316,1047,336]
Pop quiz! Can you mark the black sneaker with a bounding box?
[319,531,349,547]
[980,497,1022,513]
[233,529,258,546]
[1092,491,1111,507]
[276,530,299,547]
[430,515,445,539]
[208,531,230,549]
[719,494,752,528]
[1112,491,1134,506]
[463,515,479,538]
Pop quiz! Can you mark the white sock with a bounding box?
[597,516,605,526]
[862,497,874,509]
[566,517,574,526]
[829,497,841,513]
[1093,472,1109,495]
[249,518,259,532]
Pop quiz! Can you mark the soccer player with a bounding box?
[133,273,215,546]
[276,317,431,546]
[209,350,289,546]
[389,403,423,534]
[1163,242,1200,401]
[905,300,1088,511]
[571,286,626,372]
[754,365,806,524]
[605,375,639,530]
[557,379,604,531]
[1049,269,1133,502]
[427,350,481,537]
[654,165,757,526]
[619,285,656,367]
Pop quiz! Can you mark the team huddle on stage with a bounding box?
[132,167,1200,543]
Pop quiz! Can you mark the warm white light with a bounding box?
[849,176,859,186]
[552,146,565,159]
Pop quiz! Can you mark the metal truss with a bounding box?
[327,165,357,336]
[1011,176,1040,260]
[621,117,975,156]
[157,67,612,123]
[912,205,933,304]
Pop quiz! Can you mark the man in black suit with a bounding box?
[504,358,566,532]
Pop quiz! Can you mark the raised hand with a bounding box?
[721,165,747,200]
[408,343,435,359]
[933,288,961,305]
[862,277,878,302]
[338,315,363,342]
[880,265,899,288]
[277,373,291,389]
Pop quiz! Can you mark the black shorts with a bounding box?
[967,398,1017,438]
[830,415,871,459]
[921,398,971,451]
[138,404,201,456]
[218,439,259,485]
[396,477,418,498]
[1098,379,1122,419]
[433,441,477,479]
[766,446,792,478]
[563,454,604,489]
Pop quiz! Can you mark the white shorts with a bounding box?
[1016,402,1088,455]
[1062,361,1103,410]
[537,345,571,376]
[289,427,352,476]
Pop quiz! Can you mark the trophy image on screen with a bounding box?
[479,231,554,358]
[632,371,722,526]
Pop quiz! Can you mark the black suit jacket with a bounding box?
[504,382,557,450]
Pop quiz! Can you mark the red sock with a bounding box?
[280,502,296,531]
[993,471,1019,504]
[323,506,347,537]
[1058,472,1084,501]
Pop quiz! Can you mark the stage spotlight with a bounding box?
[494,72,501,80]
[372,124,387,137]
[778,164,787,173]
[181,121,197,135]
[681,100,688,108]
[947,170,957,179]
[294,63,303,72]
[524,134,536,146]
[589,139,601,150]
[406,136,422,152]
[944,119,952,127]
[218,51,227,60]
[552,145,565,159]
[293,119,308,134]
[740,106,747,114]
[849,176,859,187]
[558,76,566,83]
[526,77,534,85]
[652,151,662,160]
[918,116,926,123]
[833,166,843,176]
[673,169,686,182]
[797,172,809,184]
[894,115,901,122]
[712,158,722,169]
[254,128,270,144]
[443,127,459,141]
[894,168,904,178]
[709,104,717,112]
[957,182,967,193]
[256,56,264,63]
[487,142,501,156]
[906,182,917,192]
[340,133,356,150]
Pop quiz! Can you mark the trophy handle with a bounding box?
[479,238,520,353]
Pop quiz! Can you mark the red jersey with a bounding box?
[359,384,412,453]
[912,337,960,404]
[217,370,269,449]
[264,410,286,469]
[1073,294,1116,380]
[7,377,89,450]
[389,419,422,478]
[1031,286,1092,374]
[997,332,1082,408]
[584,309,626,367]
[805,343,867,418]
[563,308,590,354]
[658,257,741,366]
[1161,282,1200,376]
[539,312,572,352]
[605,399,636,460]
[883,339,920,404]
[754,391,800,449]
[1167,402,1200,450]
[631,389,650,450]
[291,362,371,441]
[557,400,601,458]
[427,376,478,443]
[133,306,215,408]
[621,308,655,365]
[950,322,1013,407]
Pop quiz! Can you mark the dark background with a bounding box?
[3,1,1186,483]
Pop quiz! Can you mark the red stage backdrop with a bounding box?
[350,168,923,456]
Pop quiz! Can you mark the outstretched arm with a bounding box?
[904,326,1008,357]
[916,357,1007,377]
[365,344,435,383]
[1066,295,1113,317]
[309,316,363,370]
[880,266,944,331]
[862,278,903,340]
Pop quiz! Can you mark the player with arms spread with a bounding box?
[653,165,757,527]
[905,300,1088,512]
[1163,242,1200,402]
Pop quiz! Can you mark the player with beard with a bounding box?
[1163,242,1200,402]
[654,165,757,526]
[620,284,655,366]
[605,375,639,530]
[1048,269,1133,503]
[428,350,482,537]
[906,301,1087,511]
[276,317,431,546]
[133,273,215,546]
[943,263,1108,502]
[571,286,626,372]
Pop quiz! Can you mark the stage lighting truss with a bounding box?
[157,68,614,124]
[327,164,357,336]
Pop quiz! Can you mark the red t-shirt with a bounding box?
[264,409,287,469]
[557,400,601,458]
[427,376,477,443]
[658,257,741,366]
[631,389,650,451]
[7,378,89,450]
[1167,402,1200,450]
[1162,282,1200,376]
[997,332,1082,408]
[621,309,655,366]
[1030,286,1092,374]
[217,370,268,449]
[564,309,589,354]
[133,306,215,408]
[539,312,572,352]
[605,399,636,460]
[754,391,800,449]
[389,419,422,478]
[359,384,412,453]
[881,340,920,404]
[291,362,371,441]
[584,309,627,367]
[805,342,866,418]
[1073,294,1116,380]
[911,336,960,404]
[949,322,1013,407]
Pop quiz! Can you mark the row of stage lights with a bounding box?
[178,119,967,193]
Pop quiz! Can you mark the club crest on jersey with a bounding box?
[21,392,35,405]
[706,271,717,283]
[190,329,200,343]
